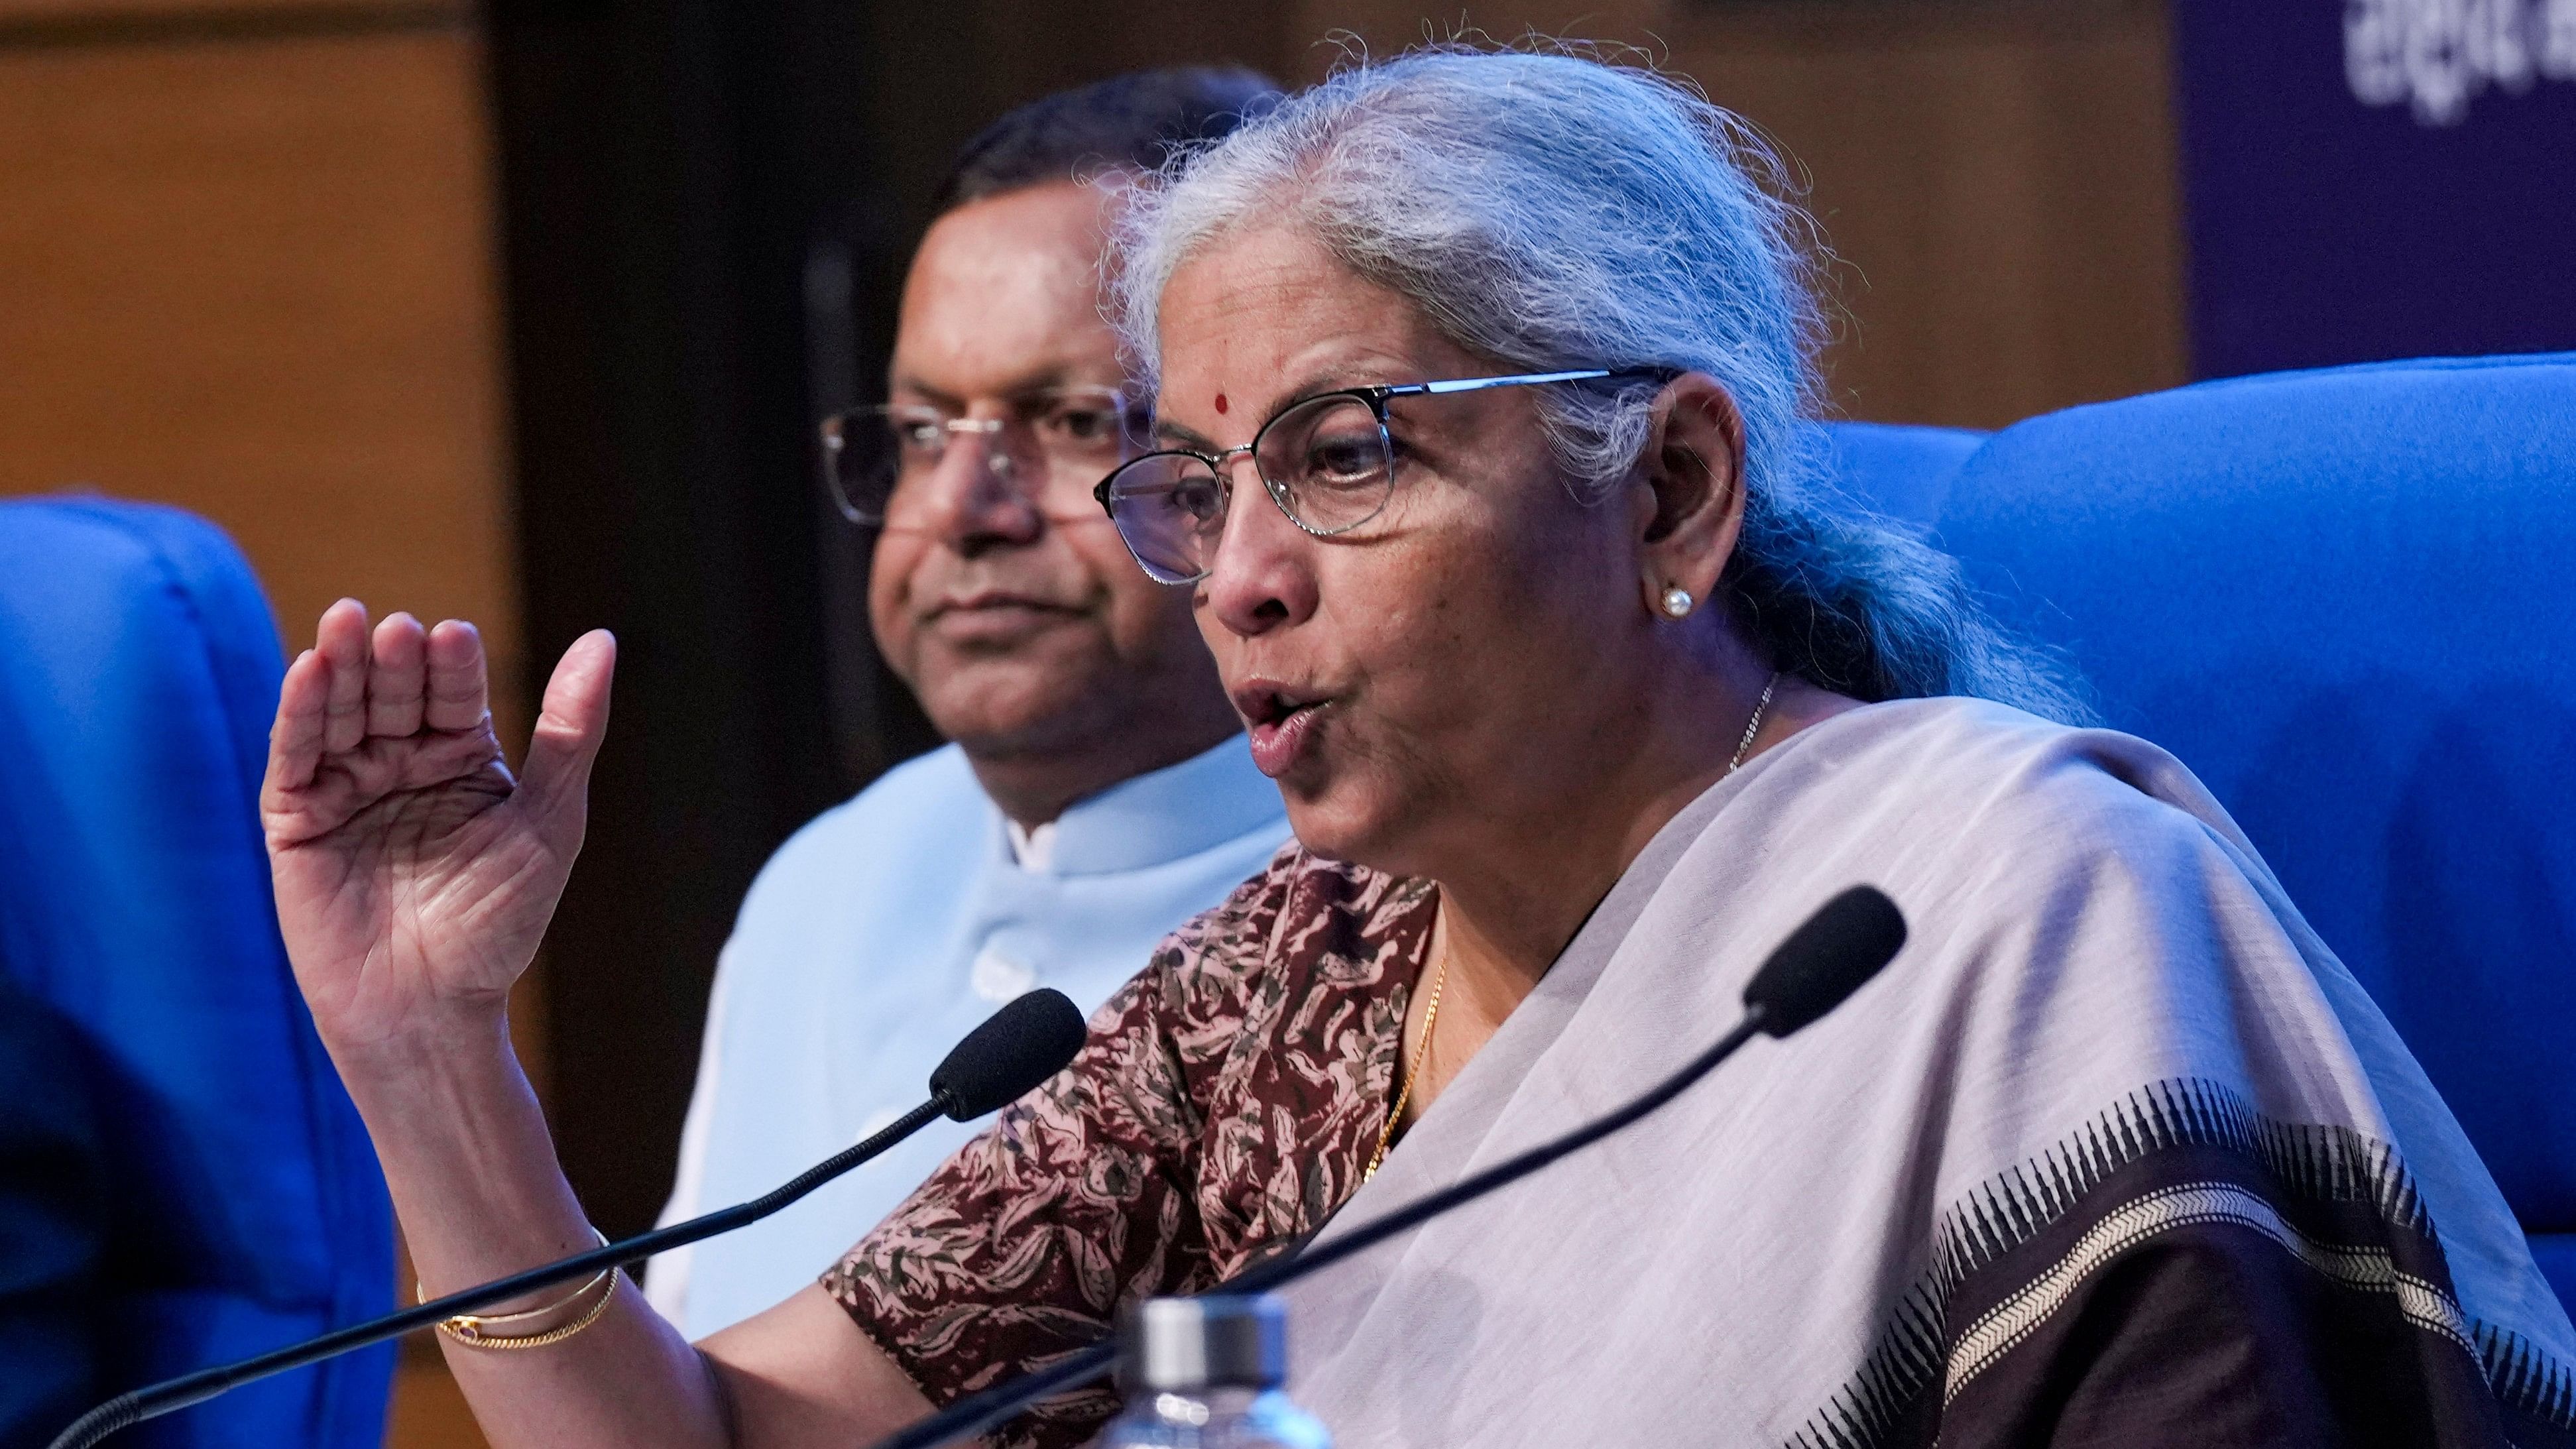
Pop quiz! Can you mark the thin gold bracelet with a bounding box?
[420,1228,615,1347]
[438,1269,620,1351]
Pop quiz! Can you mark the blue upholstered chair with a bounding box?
[1932,352,2576,1315]
[0,498,394,1446]
[1815,421,1987,530]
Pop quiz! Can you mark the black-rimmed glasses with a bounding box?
[1092,369,1667,584]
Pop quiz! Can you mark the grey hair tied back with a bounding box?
[1113,41,2089,721]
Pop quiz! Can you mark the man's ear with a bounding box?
[1634,373,1748,619]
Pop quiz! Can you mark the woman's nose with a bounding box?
[1200,463,1319,638]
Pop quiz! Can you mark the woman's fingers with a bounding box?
[367,612,428,739]
[264,647,332,801]
[520,630,616,840]
[316,599,373,754]
[266,601,525,841]
[423,620,489,733]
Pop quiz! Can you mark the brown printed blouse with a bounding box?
[820,845,1435,1448]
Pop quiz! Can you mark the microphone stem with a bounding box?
[868,1006,1773,1449]
[48,1096,949,1449]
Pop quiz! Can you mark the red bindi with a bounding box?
[1214,392,1230,414]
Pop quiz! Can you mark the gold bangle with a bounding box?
[420,1228,614,1345]
[438,1269,620,1350]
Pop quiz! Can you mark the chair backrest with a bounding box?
[1816,421,1987,530]
[0,497,394,1446]
[1932,353,2576,1311]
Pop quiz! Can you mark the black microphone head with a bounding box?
[1741,886,1906,1037]
[929,988,1089,1121]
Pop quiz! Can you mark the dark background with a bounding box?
[488,0,1321,1240]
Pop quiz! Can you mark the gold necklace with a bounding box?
[1357,673,1775,1187]
[1364,943,1446,1184]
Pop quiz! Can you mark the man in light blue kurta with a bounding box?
[646,736,1284,1337]
[642,66,1288,1340]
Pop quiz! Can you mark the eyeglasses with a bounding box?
[1092,369,1667,585]
[819,384,1148,526]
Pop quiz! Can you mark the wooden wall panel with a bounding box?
[0,0,430,19]
[0,28,518,719]
[1667,3,2187,426]
[0,26,518,1447]
[1289,0,2187,428]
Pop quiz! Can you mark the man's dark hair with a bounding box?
[931,66,1281,214]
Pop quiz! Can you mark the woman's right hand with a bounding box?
[261,599,615,1065]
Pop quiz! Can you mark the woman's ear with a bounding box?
[1634,373,1748,620]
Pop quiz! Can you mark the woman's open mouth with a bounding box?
[1232,683,1332,778]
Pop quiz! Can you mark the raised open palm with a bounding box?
[261,599,615,1058]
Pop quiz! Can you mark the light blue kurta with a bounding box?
[643,734,1289,1339]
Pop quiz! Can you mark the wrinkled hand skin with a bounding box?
[261,599,616,1065]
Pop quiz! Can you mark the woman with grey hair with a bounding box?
[258,44,2570,1449]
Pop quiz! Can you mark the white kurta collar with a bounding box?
[993,731,1278,878]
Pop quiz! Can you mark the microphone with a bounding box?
[929,987,1090,1118]
[46,987,1090,1449]
[1739,882,1907,1035]
[870,886,1907,1449]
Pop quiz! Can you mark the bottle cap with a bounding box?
[1120,1293,1288,1392]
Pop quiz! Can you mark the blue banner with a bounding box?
[2174,0,2576,377]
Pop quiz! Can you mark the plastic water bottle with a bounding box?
[1100,1294,1330,1449]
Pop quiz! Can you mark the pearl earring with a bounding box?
[1661,585,1694,618]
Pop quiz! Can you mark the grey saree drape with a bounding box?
[1284,699,2575,1448]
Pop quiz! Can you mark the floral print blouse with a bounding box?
[821,844,1436,1448]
